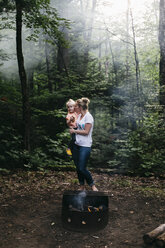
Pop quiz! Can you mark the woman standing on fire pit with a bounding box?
[69,97,98,191]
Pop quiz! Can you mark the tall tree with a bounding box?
[45,38,53,93]
[55,0,70,85]
[159,0,165,110]
[130,9,141,94]
[126,0,130,85]
[80,0,97,74]
[1,0,69,151]
[16,0,30,151]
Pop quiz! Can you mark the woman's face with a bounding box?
[75,104,81,114]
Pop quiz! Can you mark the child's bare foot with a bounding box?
[92,185,98,191]
[66,148,72,156]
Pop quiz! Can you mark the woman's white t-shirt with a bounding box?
[75,112,94,147]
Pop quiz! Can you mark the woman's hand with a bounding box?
[69,123,92,135]
[70,116,75,122]
[69,128,75,134]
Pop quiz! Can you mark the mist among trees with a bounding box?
[0,0,164,176]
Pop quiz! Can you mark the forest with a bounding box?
[0,0,165,177]
[1,1,165,248]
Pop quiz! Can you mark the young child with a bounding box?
[66,99,78,156]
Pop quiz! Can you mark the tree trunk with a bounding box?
[130,9,140,94]
[28,70,34,95]
[104,40,109,77]
[57,42,69,75]
[143,224,165,244]
[83,0,97,74]
[126,0,130,85]
[130,9,144,126]
[98,38,102,72]
[45,39,53,93]
[159,0,165,110]
[156,232,165,247]
[16,0,30,151]
[109,39,117,85]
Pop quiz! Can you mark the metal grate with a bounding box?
[61,190,109,232]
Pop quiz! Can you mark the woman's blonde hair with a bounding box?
[76,97,90,110]
[66,99,76,107]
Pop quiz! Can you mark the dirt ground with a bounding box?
[0,170,165,248]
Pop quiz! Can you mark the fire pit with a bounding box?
[61,190,109,232]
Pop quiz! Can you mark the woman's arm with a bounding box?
[69,123,92,135]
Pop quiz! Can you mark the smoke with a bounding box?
[0,27,40,79]
[0,13,45,79]
[0,0,155,79]
[0,28,17,77]
[73,191,86,211]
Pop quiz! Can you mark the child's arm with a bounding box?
[66,116,71,126]
[66,115,75,126]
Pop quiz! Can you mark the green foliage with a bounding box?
[0,0,164,178]
[90,129,116,168]
[0,125,23,169]
[24,0,70,46]
[0,122,74,171]
[112,113,165,176]
[22,131,74,170]
[0,0,15,13]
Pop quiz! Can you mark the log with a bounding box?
[155,232,165,247]
[143,224,165,244]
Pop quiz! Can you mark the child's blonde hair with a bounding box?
[66,99,76,107]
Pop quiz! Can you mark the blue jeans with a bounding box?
[72,144,94,186]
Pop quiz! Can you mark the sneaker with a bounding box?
[66,148,72,156]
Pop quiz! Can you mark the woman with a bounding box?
[69,97,98,191]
